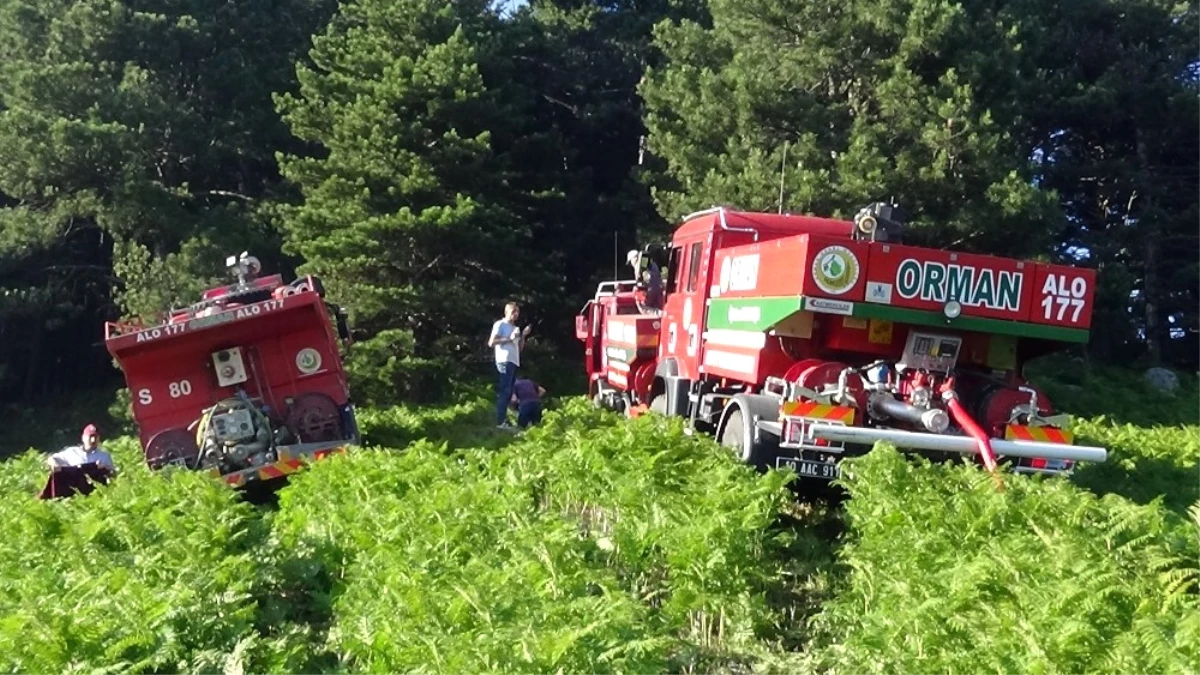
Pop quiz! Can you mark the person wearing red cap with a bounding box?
[45,424,116,473]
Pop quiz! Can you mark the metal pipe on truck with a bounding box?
[807,424,1108,464]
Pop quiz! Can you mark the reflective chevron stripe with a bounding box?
[208,446,348,487]
[1005,425,1074,444]
[781,401,856,424]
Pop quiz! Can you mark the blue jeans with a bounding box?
[517,401,542,428]
[495,361,517,425]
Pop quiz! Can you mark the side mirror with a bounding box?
[329,305,352,343]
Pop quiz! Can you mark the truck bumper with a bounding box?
[760,417,1106,481]
[804,424,1107,463]
[210,441,349,488]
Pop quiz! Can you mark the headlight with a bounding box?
[944,299,962,319]
[855,213,877,235]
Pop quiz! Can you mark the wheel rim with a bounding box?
[720,409,750,461]
[146,428,200,470]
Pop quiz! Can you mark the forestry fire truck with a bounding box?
[577,204,1108,482]
[103,252,359,489]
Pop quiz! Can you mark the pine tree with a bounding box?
[273,0,543,403]
[638,0,1064,257]
[0,0,333,398]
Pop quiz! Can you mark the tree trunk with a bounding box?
[1144,234,1161,365]
[22,318,44,401]
[1136,126,1161,366]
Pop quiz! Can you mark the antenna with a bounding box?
[778,141,788,214]
[614,231,618,280]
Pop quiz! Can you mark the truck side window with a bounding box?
[686,242,703,292]
[665,246,682,293]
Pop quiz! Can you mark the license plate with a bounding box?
[777,457,840,480]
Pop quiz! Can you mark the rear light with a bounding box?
[784,419,803,445]
[1029,457,1073,471]
[783,418,830,447]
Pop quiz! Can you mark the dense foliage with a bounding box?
[1,383,1196,674]
[0,401,799,673]
[806,448,1198,675]
[0,0,1193,408]
[0,439,313,674]
[0,0,336,399]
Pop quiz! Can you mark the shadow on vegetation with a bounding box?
[1072,432,1199,518]
[249,523,344,673]
[0,384,123,462]
[759,491,849,654]
[1026,358,1199,428]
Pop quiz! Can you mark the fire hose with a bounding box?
[942,389,998,473]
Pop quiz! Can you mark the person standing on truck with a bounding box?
[488,302,531,428]
[45,424,117,474]
[510,377,546,428]
[626,249,663,311]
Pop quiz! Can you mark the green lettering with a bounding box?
[921,262,946,301]
[897,259,922,298]
[973,270,995,308]
[997,271,1022,311]
[946,265,975,303]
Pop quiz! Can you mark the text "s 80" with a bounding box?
[137,379,193,405]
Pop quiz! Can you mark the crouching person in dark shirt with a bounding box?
[511,377,546,428]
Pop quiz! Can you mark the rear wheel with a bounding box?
[719,405,777,468]
[649,394,667,415]
[720,408,748,459]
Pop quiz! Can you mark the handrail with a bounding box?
[680,206,726,222]
[679,206,759,240]
[717,207,758,239]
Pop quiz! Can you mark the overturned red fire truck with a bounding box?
[104,252,359,489]
[577,204,1108,483]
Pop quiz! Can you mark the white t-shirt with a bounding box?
[491,319,520,366]
[47,445,116,472]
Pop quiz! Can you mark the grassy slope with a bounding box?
[1025,359,1199,517]
[781,361,1200,675]
[0,363,1195,674]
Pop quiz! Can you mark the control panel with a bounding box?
[898,331,963,374]
[212,347,249,387]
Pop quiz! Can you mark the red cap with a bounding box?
[82,424,99,437]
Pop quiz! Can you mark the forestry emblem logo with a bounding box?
[812,246,860,295]
[296,348,322,374]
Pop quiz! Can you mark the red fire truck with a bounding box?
[104,252,358,489]
[577,204,1108,481]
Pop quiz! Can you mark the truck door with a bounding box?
[660,235,712,380]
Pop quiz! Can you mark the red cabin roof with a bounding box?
[674,207,856,240]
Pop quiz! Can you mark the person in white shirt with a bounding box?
[488,302,531,427]
[45,424,117,474]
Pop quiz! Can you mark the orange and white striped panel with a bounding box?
[1005,424,1074,444]
[781,400,856,425]
[210,446,347,487]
